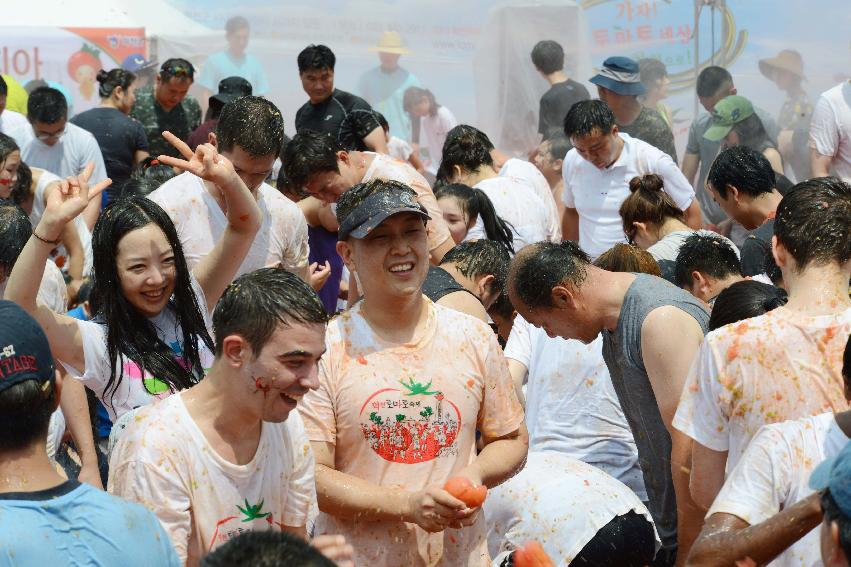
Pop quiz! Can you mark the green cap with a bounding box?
[704,95,755,142]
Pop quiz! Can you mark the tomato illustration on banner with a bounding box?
[360,376,461,464]
[67,44,101,101]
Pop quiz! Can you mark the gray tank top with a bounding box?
[601,274,709,553]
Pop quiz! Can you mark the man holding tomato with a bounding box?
[298,179,528,566]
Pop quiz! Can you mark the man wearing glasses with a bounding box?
[131,58,202,159]
[19,87,108,227]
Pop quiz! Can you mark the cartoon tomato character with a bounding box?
[513,541,556,567]
[67,44,101,100]
[359,377,461,464]
[443,476,487,508]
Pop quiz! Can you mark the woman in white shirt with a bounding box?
[4,135,261,424]
[403,86,458,175]
[620,173,739,266]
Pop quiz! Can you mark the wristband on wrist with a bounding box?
[32,230,62,246]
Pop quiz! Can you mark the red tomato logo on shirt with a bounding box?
[359,377,461,464]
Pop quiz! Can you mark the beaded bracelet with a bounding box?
[32,231,62,246]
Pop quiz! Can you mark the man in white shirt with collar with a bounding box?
[561,100,702,258]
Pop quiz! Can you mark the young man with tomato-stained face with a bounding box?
[109,269,352,566]
[508,240,709,566]
[297,179,528,567]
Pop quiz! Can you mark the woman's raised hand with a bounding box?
[157,131,242,190]
[41,163,111,238]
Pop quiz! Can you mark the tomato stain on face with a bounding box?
[239,214,250,221]
[254,377,271,394]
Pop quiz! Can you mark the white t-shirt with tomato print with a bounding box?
[64,275,215,423]
[299,299,525,567]
[108,394,316,566]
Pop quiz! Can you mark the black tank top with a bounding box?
[422,266,475,302]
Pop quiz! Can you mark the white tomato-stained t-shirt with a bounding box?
[148,172,309,277]
[708,412,847,567]
[809,81,851,182]
[465,176,549,254]
[674,307,851,472]
[108,395,316,565]
[499,158,561,242]
[299,299,524,567]
[484,451,658,566]
[504,316,645,499]
[64,275,215,422]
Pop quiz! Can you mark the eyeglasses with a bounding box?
[34,126,67,141]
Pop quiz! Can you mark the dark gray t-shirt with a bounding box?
[601,274,709,554]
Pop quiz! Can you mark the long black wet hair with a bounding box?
[435,183,515,253]
[89,196,214,408]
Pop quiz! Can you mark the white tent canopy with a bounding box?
[4,0,213,37]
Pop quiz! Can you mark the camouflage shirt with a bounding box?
[130,86,202,158]
[777,90,813,132]
[620,106,678,164]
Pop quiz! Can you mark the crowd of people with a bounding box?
[0,20,850,567]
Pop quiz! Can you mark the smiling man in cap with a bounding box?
[591,56,678,162]
[298,178,527,566]
[0,300,180,565]
[356,31,421,141]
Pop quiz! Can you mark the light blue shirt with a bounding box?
[198,51,269,96]
[0,481,180,566]
[356,66,420,140]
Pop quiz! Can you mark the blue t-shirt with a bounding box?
[198,51,269,96]
[0,481,179,566]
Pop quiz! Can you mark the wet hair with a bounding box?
[696,66,732,98]
[0,132,19,169]
[0,199,31,278]
[297,44,336,73]
[674,232,742,288]
[436,125,494,182]
[545,136,572,161]
[707,146,776,199]
[159,58,195,82]
[129,156,178,190]
[281,130,343,192]
[201,530,334,567]
[96,68,135,99]
[531,40,565,75]
[216,96,284,157]
[846,333,851,387]
[440,239,512,296]
[821,490,851,560]
[10,162,31,207]
[27,87,67,124]
[403,87,438,117]
[638,58,668,91]
[708,280,787,331]
[434,183,514,252]
[619,174,683,236]
[0,377,56,452]
[213,268,328,356]
[563,100,616,139]
[594,243,661,276]
[488,291,515,325]
[509,241,590,308]
[335,179,419,229]
[225,15,249,34]
[0,75,7,96]
[89,196,214,410]
[730,113,775,152]
[774,177,851,272]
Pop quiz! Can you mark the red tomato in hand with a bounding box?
[443,476,488,508]
[513,541,555,567]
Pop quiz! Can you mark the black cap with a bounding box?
[0,301,55,394]
[338,185,430,240]
[210,76,253,107]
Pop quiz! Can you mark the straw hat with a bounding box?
[759,49,805,80]
[369,31,410,55]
